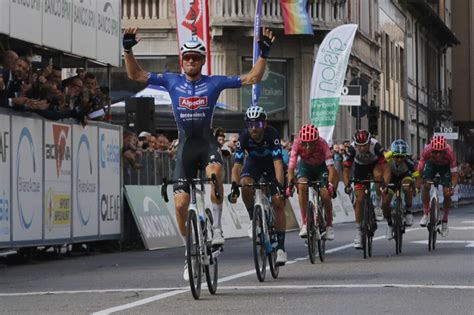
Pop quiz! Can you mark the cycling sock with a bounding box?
[246,206,254,220]
[212,203,223,230]
[423,203,430,215]
[276,232,285,250]
[300,208,307,225]
[443,208,449,222]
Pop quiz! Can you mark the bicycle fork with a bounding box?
[255,189,273,254]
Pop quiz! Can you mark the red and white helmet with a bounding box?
[353,129,371,145]
[431,135,447,151]
[299,124,319,142]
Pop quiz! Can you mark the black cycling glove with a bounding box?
[258,35,273,58]
[123,33,138,52]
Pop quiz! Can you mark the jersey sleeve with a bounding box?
[270,129,283,161]
[322,139,335,166]
[374,142,386,164]
[288,140,300,171]
[343,146,356,167]
[147,72,174,89]
[233,130,246,164]
[213,75,242,91]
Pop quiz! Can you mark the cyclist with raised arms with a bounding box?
[122,27,276,279]
[381,139,420,238]
[416,135,458,236]
[343,130,391,249]
[228,106,288,266]
[287,124,338,240]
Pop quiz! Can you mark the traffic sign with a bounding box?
[433,126,459,140]
[340,85,361,106]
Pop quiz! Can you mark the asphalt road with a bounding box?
[1,204,473,315]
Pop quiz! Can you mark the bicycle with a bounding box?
[292,174,329,264]
[425,174,444,252]
[386,181,413,255]
[351,177,378,259]
[231,179,280,282]
[161,173,223,300]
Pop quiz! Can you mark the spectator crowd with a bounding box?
[0,49,108,123]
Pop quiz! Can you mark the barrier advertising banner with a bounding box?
[12,116,43,242]
[99,127,121,236]
[44,121,72,241]
[42,0,73,53]
[96,0,121,67]
[310,24,358,144]
[10,0,42,46]
[0,1,9,36]
[125,186,182,250]
[0,114,10,244]
[73,125,99,238]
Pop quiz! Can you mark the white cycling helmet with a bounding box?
[245,106,267,121]
[180,39,206,56]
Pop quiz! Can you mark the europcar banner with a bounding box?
[310,24,358,144]
[174,0,211,74]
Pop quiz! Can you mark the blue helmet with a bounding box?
[391,139,409,155]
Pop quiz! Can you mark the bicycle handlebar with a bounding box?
[161,174,220,203]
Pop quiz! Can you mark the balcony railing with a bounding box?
[122,0,348,26]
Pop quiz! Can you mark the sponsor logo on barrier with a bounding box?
[0,131,9,163]
[76,134,96,226]
[101,194,119,221]
[140,196,179,238]
[16,127,40,230]
[100,133,120,171]
[45,188,71,231]
[0,196,8,222]
[47,125,71,178]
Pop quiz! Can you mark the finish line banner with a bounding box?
[309,24,358,144]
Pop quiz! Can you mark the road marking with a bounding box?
[0,287,186,297]
[449,226,474,230]
[216,284,474,290]
[411,240,474,247]
[461,221,474,224]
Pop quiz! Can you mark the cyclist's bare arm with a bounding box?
[382,162,391,185]
[343,165,351,187]
[451,172,459,187]
[123,27,149,83]
[240,28,275,86]
[274,159,285,186]
[328,164,339,186]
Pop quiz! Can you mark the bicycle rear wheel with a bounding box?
[186,210,202,299]
[268,211,279,279]
[317,201,326,262]
[204,208,218,295]
[253,205,266,282]
[307,201,317,264]
[367,199,376,258]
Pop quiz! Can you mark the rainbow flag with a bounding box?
[281,0,314,35]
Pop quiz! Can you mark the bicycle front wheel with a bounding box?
[307,201,317,264]
[253,205,267,282]
[361,198,369,259]
[204,208,218,295]
[186,210,202,299]
[394,198,403,255]
[317,201,326,262]
[429,198,439,251]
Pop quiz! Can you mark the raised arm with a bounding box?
[123,27,149,83]
[240,28,275,86]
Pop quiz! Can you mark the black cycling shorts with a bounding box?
[173,134,222,194]
[240,157,279,196]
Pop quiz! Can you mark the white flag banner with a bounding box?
[310,24,358,144]
[174,0,211,75]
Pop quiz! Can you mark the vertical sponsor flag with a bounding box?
[175,0,211,74]
[310,24,358,144]
[251,0,263,107]
[281,0,314,35]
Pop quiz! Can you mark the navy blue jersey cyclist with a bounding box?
[123,27,276,280]
[228,106,288,266]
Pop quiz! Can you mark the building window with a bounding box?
[385,34,390,90]
[400,47,406,98]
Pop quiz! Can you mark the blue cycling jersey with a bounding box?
[234,126,283,164]
[148,72,242,139]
